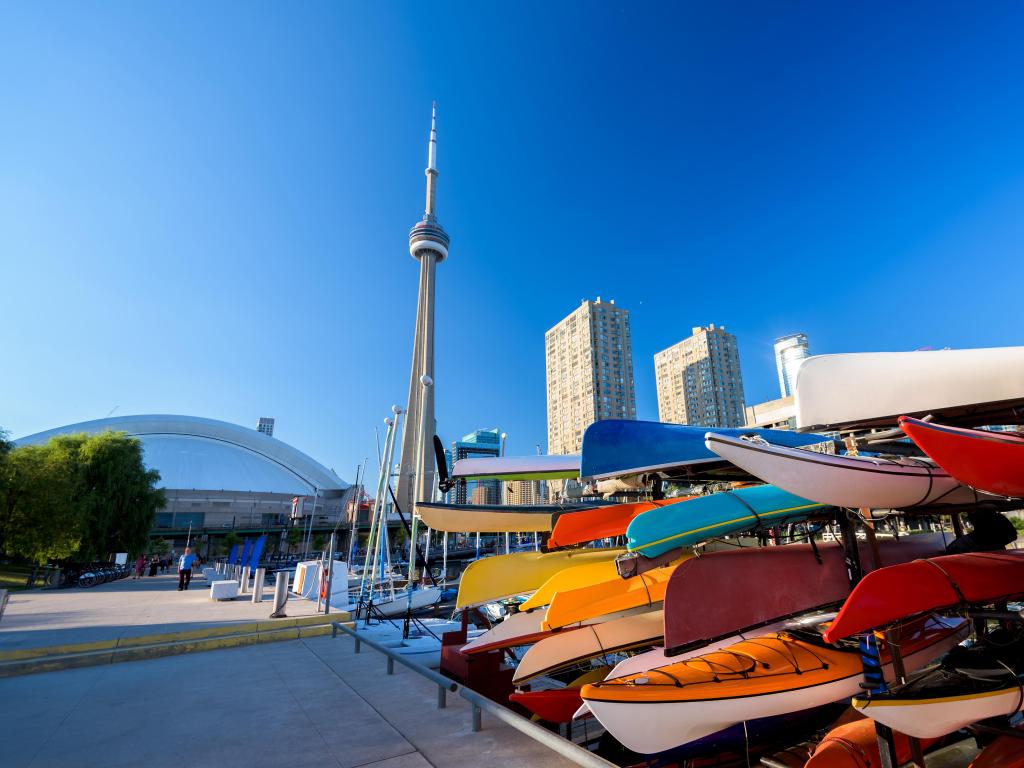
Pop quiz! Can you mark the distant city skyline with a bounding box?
[3,5,1023,483]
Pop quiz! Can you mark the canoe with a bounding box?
[461,607,558,653]
[580,615,967,754]
[513,609,664,683]
[823,551,1024,642]
[626,484,828,559]
[415,501,558,533]
[508,667,609,724]
[452,453,580,481]
[455,548,623,609]
[971,725,1024,767]
[543,557,687,630]
[900,416,1024,498]
[705,432,985,509]
[664,534,950,653]
[852,644,1024,738]
[795,346,1024,432]
[580,419,832,481]
[519,559,621,612]
[806,718,940,768]
[547,497,693,549]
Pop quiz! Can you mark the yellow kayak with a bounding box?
[519,559,623,612]
[456,548,624,609]
[542,556,688,630]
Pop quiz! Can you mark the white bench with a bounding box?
[209,580,239,600]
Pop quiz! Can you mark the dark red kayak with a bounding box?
[900,416,1024,498]
[824,550,1024,642]
[509,688,584,724]
[664,534,948,653]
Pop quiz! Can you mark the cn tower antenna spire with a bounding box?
[424,101,439,221]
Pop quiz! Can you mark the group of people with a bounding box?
[132,547,202,592]
[133,554,171,578]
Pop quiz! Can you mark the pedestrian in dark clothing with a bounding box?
[148,556,158,577]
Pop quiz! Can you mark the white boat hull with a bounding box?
[706,433,981,509]
[363,587,443,617]
[855,686,1024,739]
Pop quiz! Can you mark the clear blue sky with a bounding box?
[2,3,1023,483]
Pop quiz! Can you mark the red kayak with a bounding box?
[823,551,1024,642]
[900,416,1024,498]
[546,497,692,549]
[664,534,948,653]
[509,688,585,724]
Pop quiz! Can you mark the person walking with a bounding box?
[134,555,145,580]
[148,555,158,577]
[177,547,197,591]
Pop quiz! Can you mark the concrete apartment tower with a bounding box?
[774,333,809,398]
[654,324,746,427]
[545,298,637,456]
[395,103,450,515]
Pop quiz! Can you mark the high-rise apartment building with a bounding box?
[654,324,746,427]
[505,479,548,506]
[546,298,637,456]
[452,428,501,504]
[774,333,809,398]
[256,417,275,437]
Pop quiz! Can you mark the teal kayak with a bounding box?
[626,485,828,558]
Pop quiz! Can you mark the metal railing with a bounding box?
[330,621,616,768]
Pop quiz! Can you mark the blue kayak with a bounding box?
[626,484,828,558]
[580,420,832,480]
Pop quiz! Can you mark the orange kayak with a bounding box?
[807,718,938,767]
[547,497,693,549]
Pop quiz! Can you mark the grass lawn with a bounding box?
[0,565,35,591]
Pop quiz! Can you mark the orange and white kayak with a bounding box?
[543,556,687,630]
[806,717,940,767]
[580,615,967,754]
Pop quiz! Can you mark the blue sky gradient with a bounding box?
[2,2,1023,482]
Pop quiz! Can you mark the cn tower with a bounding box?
[395,102,450,515]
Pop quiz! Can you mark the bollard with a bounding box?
[239,565,250,594]
[251,567,266,603]
[269,570,288,618]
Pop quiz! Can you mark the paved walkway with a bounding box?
[0,635,577,768]
[0,572,346,653]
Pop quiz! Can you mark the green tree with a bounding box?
[222,531,239,553]
[0,430,164,564]
[311,533,326,552]
[285,527,301,552]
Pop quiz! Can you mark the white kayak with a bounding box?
[513,609,663,683]
[855,684,1024,739]
[705,432,984,509]
[795,346,1024,431]
[452,454,580,481]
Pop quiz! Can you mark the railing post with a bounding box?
[472,703,482,732]
[437,684,446,709]
[354,636,361,654]
[387,657,394,675]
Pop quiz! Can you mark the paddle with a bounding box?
[433,435,454,493]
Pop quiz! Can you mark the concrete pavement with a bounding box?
[0,572,346,655]
[0,635,578,768]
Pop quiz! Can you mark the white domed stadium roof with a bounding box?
[17,415,347,496]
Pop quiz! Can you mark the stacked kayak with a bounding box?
[805,717,940,768]
[823,551,1024,643]
[852,643,1024,739]
[580,615,967,754]
[546,496,692,549]
[581,419,832,481]
[455,548,622,609]
[705,432,984,509]
[900,416,1024,498]
[626,484,827,559]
